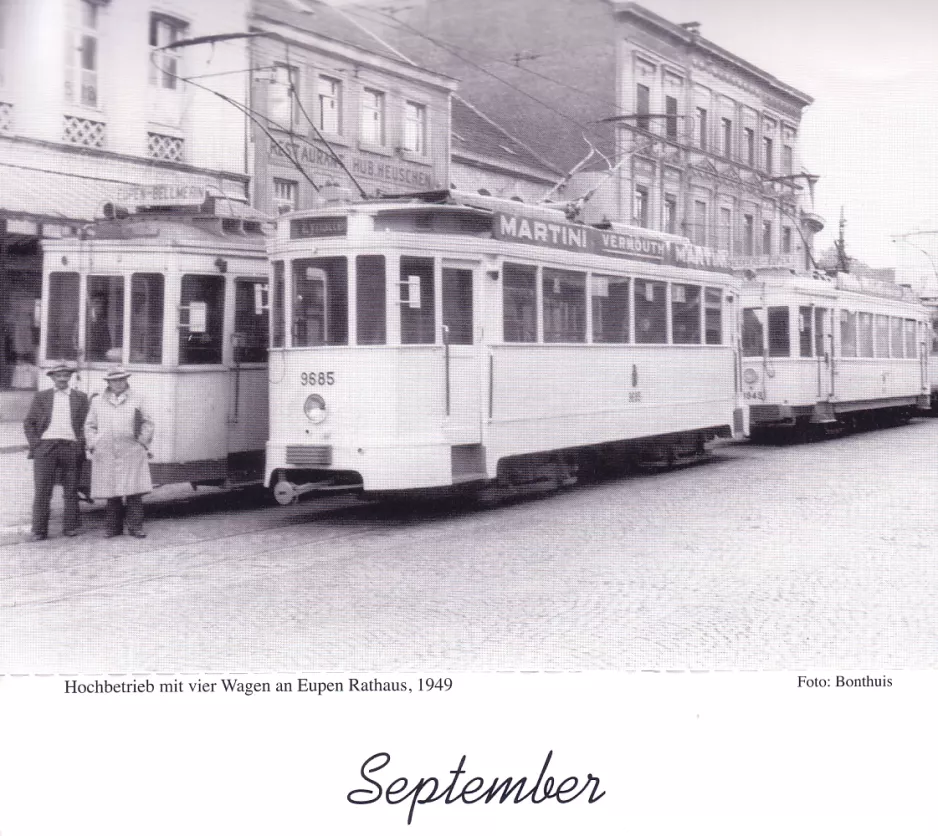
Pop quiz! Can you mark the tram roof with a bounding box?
[50,195,273,248]
[290,188,695,244]
[740,267,921,304]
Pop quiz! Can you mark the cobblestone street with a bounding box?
[2,420,936,674]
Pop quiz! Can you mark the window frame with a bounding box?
[361,87,386,147]
[402,100,428,155]
[65,0,101,109]
[269,62,298,129]
[317,74,342,135]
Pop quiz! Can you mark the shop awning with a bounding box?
[0,162,252,228]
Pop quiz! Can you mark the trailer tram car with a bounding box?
[265,190,747,504]
[924,297,938,410]
[740,269,931,439]
[40,189,271,488]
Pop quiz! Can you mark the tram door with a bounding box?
[815,306,834,399]
[440,261,482,458]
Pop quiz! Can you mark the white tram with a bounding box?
[740,269,931,436]
[265,190,747,502]
[924,297,938,410]
[40,190,271,488]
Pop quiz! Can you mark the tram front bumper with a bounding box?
[265,440,459,492]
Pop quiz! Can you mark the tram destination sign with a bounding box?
[290,217,348,239]
[493,211,729,272]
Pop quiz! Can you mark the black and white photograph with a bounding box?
[0,0,937,831]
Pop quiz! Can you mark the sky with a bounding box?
[325,0,938,292]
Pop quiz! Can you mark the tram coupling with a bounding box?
[272,473,362,505]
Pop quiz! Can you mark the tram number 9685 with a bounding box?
[300,372,335,386]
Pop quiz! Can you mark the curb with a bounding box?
[1,445,29,455]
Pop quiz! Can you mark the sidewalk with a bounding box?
[0,424,234,546]
[0,421,28,455]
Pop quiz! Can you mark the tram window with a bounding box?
[86,275,124,362]
[891,317,904,358]
[875,314,889,357]
[46,272,79,360]
[179,274,224,364]
[704,287,722,345]
[742,308,764,357]
[904,319,917,357]
[634,279,666,344]
[234,279,269,363]
[768,307,790,357]
[399,256,435,344]
[858,312,874,357]
[591,274,629,344]
[543,268,585,343]
[671,283,701,344]
[503,262,536,343]
[442,267,473,345]
[931,315,938,354]
[814,307,828,357]
[799,306,813,357]
[292,257,348,347]
[356,255,386,345]
[271,261,285,348]
[840,310,857,358]
[130,273,163,364]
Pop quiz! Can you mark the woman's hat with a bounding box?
[103,365,131,381]
[46,363,76,377]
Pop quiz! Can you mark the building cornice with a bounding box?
[611,1,814,108]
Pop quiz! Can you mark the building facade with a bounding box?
[449,96,564,202]
[0,0,252,393]
[364,0,824,266]
[248,0,456,215]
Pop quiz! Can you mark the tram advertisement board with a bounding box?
[493,210,730,272]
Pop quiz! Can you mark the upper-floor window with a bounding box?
[665,95,678,141]
[762,220,773,256]
[742,213,754,255]
[692,199,707,246]
[634,186,649,227]
[744,128,755,167]
[361,87,385,145]
[783,144,793,176]
[65,0,100,108]
[763,136,774,174]
[318,76,341,134]
[695,107,708,150]
[782,226,793,254]
[269,63,297,128]
[663,194,677,234]
[403,100,427,154]
[635,84,650,131]
[721,117,732,158]
[149,14,187,91]
[273,178,297,215]
[718,207,732,253]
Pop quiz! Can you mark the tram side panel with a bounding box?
[484,343,737,468]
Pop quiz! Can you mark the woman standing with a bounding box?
[84,366,154,538]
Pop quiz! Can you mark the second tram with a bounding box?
[264,190,747,502]
[740,269,931,436]
[39,188,271,488]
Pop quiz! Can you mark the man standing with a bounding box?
[84,366,154,538]
[23,363,90,541]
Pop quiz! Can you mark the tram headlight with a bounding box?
[743,368,759,385]
[303,393,327,423]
